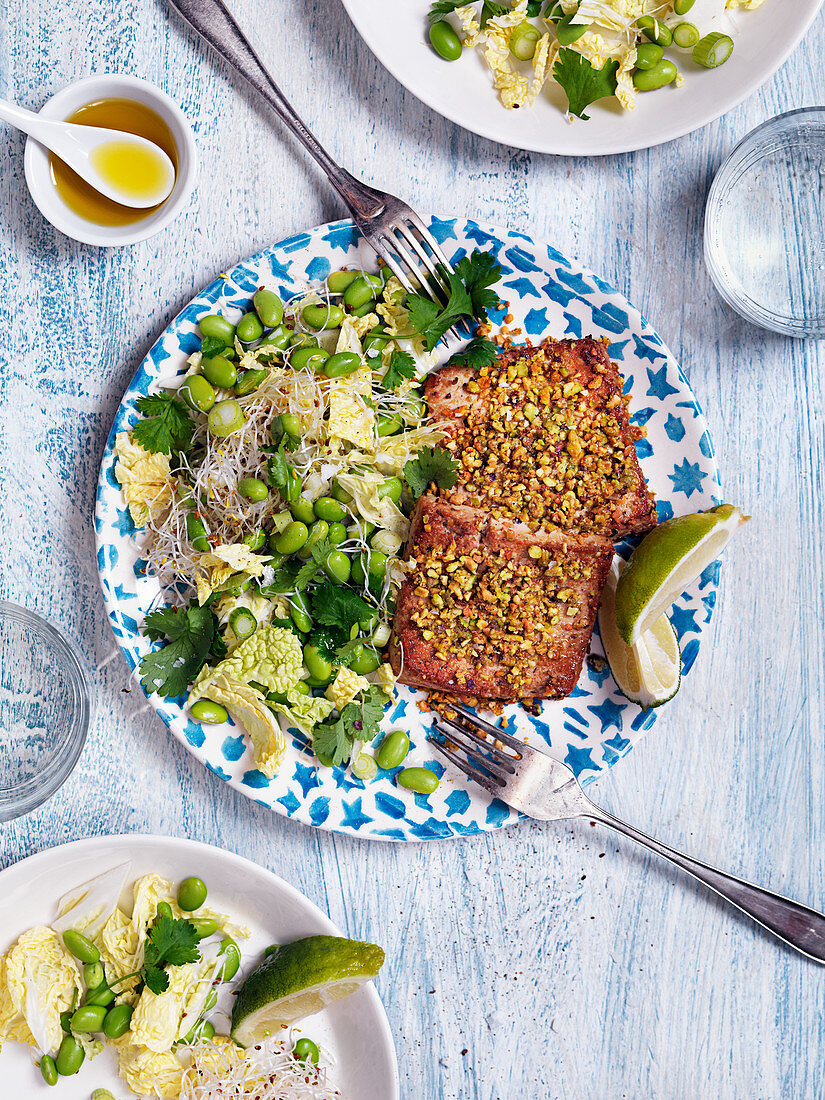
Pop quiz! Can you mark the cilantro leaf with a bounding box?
[258,561,302,595]
[139,606,216,698]
[448,337,498,369]
[142,913,200,994]
[292,540,334,591]
[311,582,374,634]
[381,349,417,392]
[341,684,389,743]
[200,335,227,359]
[309,625,348,661]
[403,445,459,500]
[133,393,194,456]
[453,252,501,319]
[313,714,352,766]
[553,48,619,121]
[427,0,466,21]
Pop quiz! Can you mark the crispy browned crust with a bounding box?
[390,497,613,701]
[425,337,656,540]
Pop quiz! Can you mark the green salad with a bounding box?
[115,252,503,778]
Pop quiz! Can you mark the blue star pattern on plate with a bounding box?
[94,217,721,842]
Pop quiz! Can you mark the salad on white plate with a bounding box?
[427,0,769,119]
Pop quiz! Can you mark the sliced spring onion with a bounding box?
[672,21,700,49]
[207,398,245,438]
[510,21,541,61]
[351,753,378,781]
[371,622,392,648]
[693,31,734,68]
[228,607,257,641]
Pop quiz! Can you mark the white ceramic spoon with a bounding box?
[0,97,176,208]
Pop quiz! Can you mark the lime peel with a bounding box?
[614,504,747,646]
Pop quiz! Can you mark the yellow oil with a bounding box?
[50,98,179,227]
[90,140,170,203]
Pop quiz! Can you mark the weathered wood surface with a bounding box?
[1,2,824,1097]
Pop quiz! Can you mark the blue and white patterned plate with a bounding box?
[95,217,722,842]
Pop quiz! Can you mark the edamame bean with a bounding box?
[637,15,672,45]
[361,273,384,293]
[180,374,216,413]
[350,646,380,675]
[234,367,268,396]
[343,277,376,310]
[202,988,218,1012]
[55,1035,85,1076]
[510,20,540,60]
[290,498,316,525]
[218,937,241,981]
[258,324,292,352]
[349,299,377,318]
[291,345,330,371]
[102,1003,133,1039]
[674,0,695,12]
[429,18,462,60]
[280,413,302,439]
[202,355,238,389]
[327,521,347,546]
[237,311,264,343]
[376,412,403,437]
[70,1004,107,1032]
[186,513,210,552]
[323,351,361,378]
[62,930,100,965]
[84,983,116,1007]
[302,303,345,330]
[191,917,218,940]
[40,1055,58,1086]
[289,332,318,349]
[314,496,346,522]
[301,519,330,559]
[275,520,309,555]
[83,962,104,989]
[182,1019,215,1044]
[377,477,403,504]
[403,395,426,424]
[323,549,351,585]
[635,42,664,69]
[293,1037,320,1065]
[397,767,440,794]
[303,644,332,682]
[91,1089,117,1100]
[207,398,245,437]
[633,58,678,90]
[331,478,353,504]
[363,331,390,357]
[238,477,269,502]
[243,529,267,552]
[328,270,358,294]
[289,592,313,633]
[177,876,208,912]
[191,700,229,724]
[377,729,410,770]
[199,314,236,344]
[157,901,173,920]
[556,13,587,45]
[253,288,284,328]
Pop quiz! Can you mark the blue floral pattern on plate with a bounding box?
[94,218,722,842]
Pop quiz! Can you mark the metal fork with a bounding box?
[167,0,472,340]
[430,706,825,963]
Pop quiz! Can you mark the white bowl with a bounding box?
[23,74,197,247]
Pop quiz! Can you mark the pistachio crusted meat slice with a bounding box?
[390,497,613,700]
[425,336,656,540]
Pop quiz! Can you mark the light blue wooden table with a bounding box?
[1,3,824,1097]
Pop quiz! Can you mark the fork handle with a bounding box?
[167,0,384,219]
[587,806,825,963]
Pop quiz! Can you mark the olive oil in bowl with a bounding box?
[50,98,179,226]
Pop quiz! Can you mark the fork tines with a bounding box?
[429,706,525,792]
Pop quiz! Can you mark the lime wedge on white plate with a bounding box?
[231,935,385,1047]
[599,559,680,709]
[614,504,747,647]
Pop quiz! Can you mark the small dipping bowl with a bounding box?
[23,74,197,248]
[0,602,91,822]
[704,107,825,339]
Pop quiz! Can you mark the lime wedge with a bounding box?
[614,504,747,646]
[599,559,680,709]
[230,935,385,1047]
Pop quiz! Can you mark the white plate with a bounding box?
[0,835,399,1100]
[339,0,823,155]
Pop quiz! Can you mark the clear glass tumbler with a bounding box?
[704,107,825,338]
